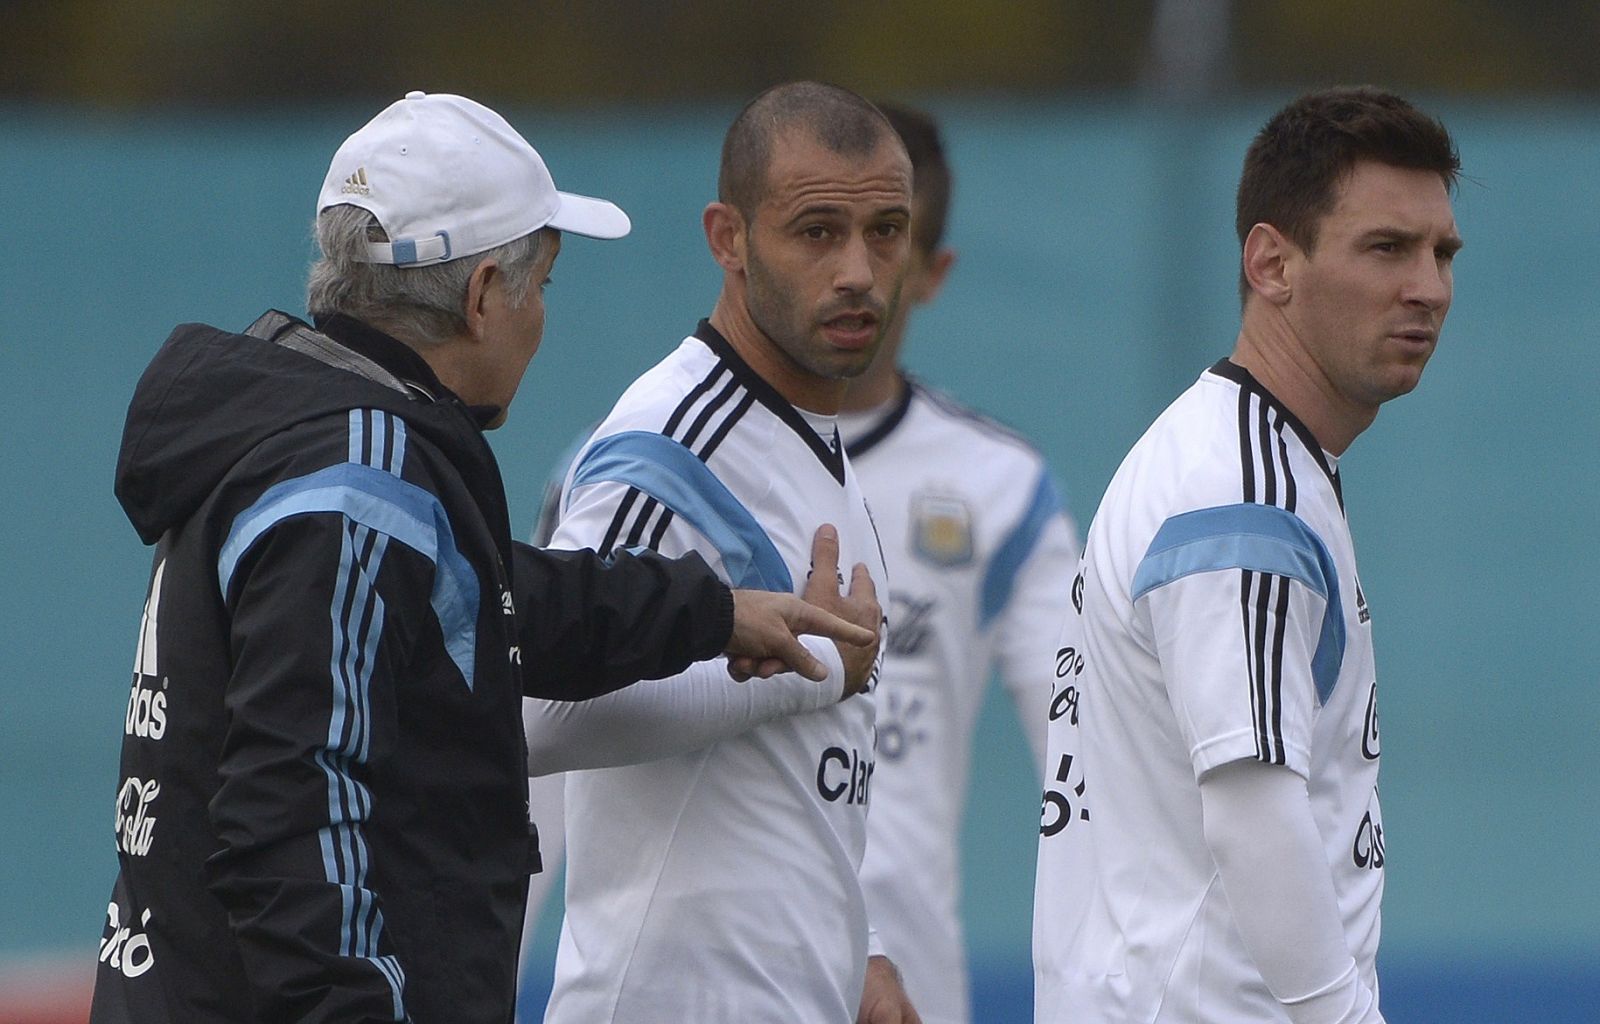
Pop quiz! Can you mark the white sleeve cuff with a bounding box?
[866,921,886,960]
[1281,959,1384,1024]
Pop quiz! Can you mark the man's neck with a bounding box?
[708,294,847,415]
[1231,311,1373,456]
[840,318,909,413]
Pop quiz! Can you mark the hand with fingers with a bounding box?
[857,955,923,1024]
[726,524,882,696]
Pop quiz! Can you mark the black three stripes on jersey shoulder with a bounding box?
[1236,381,1299,768]
[596,361,756,558]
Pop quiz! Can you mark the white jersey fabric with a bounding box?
[539,322,887,1024]
[1034,360,1384,1022]
[838,380,1079,1024]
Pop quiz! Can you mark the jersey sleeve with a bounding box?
[524,637,843,774]
[524,429,835,771]
[208,506,436,1022]
[517,423,737,700]
[987,469,1081,774]
[1133,502,1345,781]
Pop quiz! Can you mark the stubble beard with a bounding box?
[744,248,869,383]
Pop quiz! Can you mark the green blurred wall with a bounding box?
[2,97,1596,1003]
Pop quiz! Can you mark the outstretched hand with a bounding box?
[725,524,881,693]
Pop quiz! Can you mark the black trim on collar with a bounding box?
[692,320,846,485]
[844,376,915,459]
[1208,359,1340,490]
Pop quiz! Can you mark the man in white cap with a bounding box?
[89,90,879,1024]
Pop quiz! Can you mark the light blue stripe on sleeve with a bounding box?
[570,430,794,593]
[1132,503,1345,703]
[217,461,481,691]
[980,471,1064,627]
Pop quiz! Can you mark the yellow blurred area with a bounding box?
[1,0,1596,106]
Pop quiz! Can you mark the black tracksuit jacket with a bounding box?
[90,311,733,1023]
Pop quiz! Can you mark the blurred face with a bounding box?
[1284,160,1462,413]
[903,225,941,305]
[481,232,560,427]
[742,130,912,402]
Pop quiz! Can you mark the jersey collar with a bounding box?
[693,320,846,485]
[842,375,916,459]
[1208,358,1343,503]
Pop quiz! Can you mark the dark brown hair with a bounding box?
[875,101,952,254]
[719,80,898,218]
[1236,86,1460,300]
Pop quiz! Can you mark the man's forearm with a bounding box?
[1199,762,1383,1024]
[525,637,843,775]
[512,543,732,700]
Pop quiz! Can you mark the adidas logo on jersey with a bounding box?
[1355,576,1371,624]
[340,167,372,195]
[127,560,169,741]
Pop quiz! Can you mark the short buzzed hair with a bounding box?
[876,102,952,254]
[1236,86,1460,301]
[719,81,899,218]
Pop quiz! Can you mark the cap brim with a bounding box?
[548,191,631,239]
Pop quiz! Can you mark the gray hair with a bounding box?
[307,205,554,344]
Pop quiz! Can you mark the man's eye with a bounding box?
[804,225,829,240]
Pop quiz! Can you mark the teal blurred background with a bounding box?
[3,93,1597,1021]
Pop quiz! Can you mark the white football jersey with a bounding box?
[1034,361,1384,1023]
[839,380,1079,1024]
[541,323,887,1024]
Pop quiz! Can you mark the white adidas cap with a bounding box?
[317,90,630,267]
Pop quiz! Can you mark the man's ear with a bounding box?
[704,202,747,273]
[1242,223,1296,306]
[463,257,501,339]
[914,247,957,305]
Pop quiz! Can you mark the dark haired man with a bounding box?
[840,103,1080,1024]
[525,81,919,1023]
[1034,87,1462,1023]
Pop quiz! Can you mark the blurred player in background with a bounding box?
[1034,86,1462,1023]
[522,81,920,1023]
[840,102,1081,1024]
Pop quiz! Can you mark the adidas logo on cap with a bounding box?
[340,167,371,196]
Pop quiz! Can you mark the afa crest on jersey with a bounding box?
[910,494,974,567]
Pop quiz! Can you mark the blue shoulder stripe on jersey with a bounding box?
[1133,503,1345,703]
[217,460,481,691]
[980,471,1063,627]
[570,429,794,592]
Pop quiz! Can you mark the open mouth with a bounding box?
[821,311,879,349]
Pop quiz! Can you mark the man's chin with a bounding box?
[823,337,884,380]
